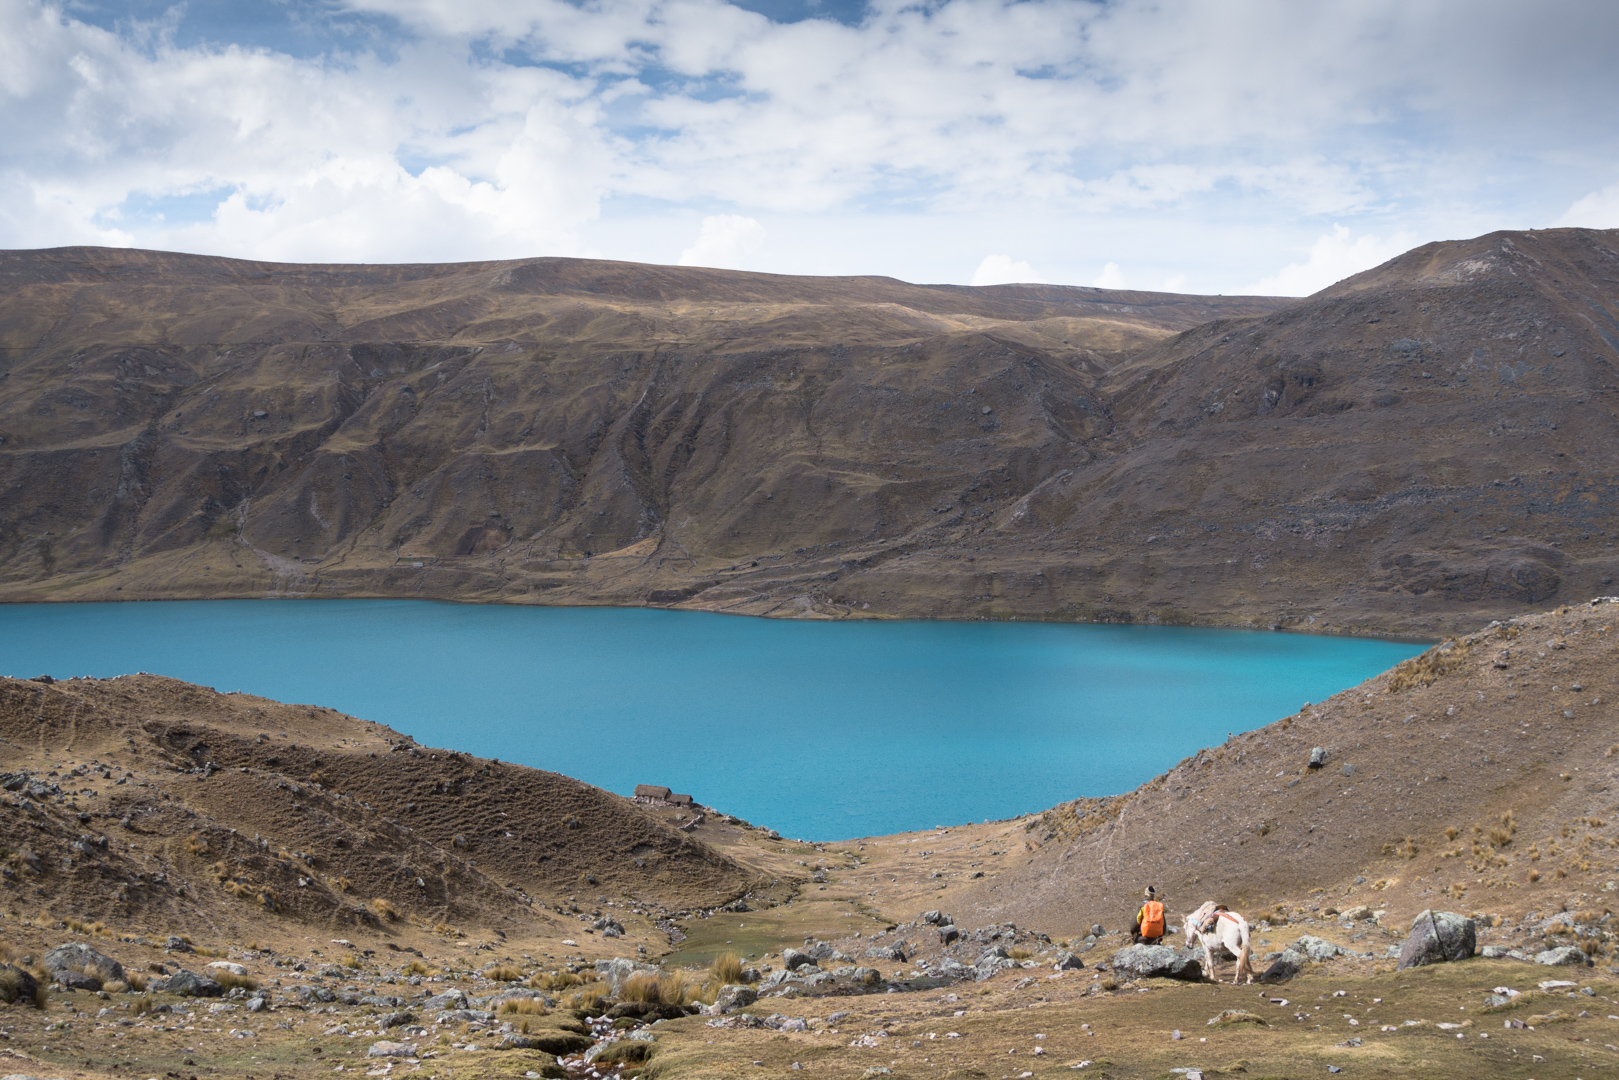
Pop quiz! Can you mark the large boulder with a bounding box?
[43,943,126,984]
[422,989,468,1011]
[155,969,224,997]
[1109,945,1202,981]
[1397,910,1477,969]
[708,984,758,1014]
[366,1041,418,1058]
[0,964,40,1005]
[1535,945,1592,967]
[781,948,815,971]
[53,970,102,991]
[1257,949,1304,984]
[594,957,661,994]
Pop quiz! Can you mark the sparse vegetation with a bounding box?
[215,971,259,992]
[708,952,744,986]
[372,897,400,921]
[498,997,550,1016]
[621,970,692,1006]
[484,964,524,982]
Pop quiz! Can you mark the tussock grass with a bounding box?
[708,952,744,986]
[404,960,440,977]
[621,970,693,1006]
[215,971,259,992]
[0,965,47,1008]
[1008,946,1034,961]
[563,987,606,1013]
[498,997,550,1016]
[372,897,400,921]
[484,964,524,982]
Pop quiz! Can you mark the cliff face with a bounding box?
[0,230,1616,635]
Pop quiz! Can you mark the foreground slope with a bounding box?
[0,232,1616,634]
[0,674,759,941]
[953,596,1619,940]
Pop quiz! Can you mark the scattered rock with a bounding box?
[422,989,468,1011]
[52,970,101,992]
[921,910,952,925]
[365,1041,417,1058]
[206,961,249,977]
[1397,910,1477,969]
[154,970,224,997]
[1308,747,1327,769]
[1258,951,1303,984]
[379,1010,415,1028]
[938,925,960,945]
[1208,1009,1267,1027]
[164,936,193,953]
[1053,952,1084,971]
[1294,936,1347,962]
[1535,946,1592,967]
[0,964,40,1005]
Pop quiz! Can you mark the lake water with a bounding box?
[0,601,1424,840]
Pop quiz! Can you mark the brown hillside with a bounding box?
[0,231,1615,635]
[0,674,759,940]
[954,595,1619,939]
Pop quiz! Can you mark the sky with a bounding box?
[3,0,1618,295]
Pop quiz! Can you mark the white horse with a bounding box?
[1183,901,1254,985]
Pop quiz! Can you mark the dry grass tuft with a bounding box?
[215,971,259,992]
[498,997,550,1016]
[484,964,524,982]
[371,897,400,921]
[404,960,440,977]
[709,952,744,986]
[620,971,692,1006]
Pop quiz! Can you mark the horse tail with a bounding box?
[1235,924,1253,984]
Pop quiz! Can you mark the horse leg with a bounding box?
[1234,929,1252,985]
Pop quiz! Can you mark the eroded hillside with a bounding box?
[0,231,1616,634]
[0,674,762,942]
[952,596,1619,941]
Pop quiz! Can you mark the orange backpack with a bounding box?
[1140,900,1165,938]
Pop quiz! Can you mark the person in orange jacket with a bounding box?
[1132,886,1165,944]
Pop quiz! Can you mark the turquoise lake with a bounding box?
[0,601,1425,840]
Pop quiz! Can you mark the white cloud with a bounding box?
[0,0,1615,283]
[1160,273,1187,292]
[1556,182,1619,228]
[677,214,766,268]
[1093,262,1126,289]
[1244,225,1413,297]
[971,254,1040,286]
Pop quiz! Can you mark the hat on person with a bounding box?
[1144,886,1156,899]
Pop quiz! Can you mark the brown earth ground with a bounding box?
[4,599,1619,1078]
[3,228,1618,636]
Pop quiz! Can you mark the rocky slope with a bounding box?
[954,596,1619,946]
[0,674,761,941]
[1,230,1616,635]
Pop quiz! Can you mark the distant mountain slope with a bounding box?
[0,232,1615,634]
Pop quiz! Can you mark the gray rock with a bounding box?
[1257,950,1303,983]
[594,957,661,994]
[359,994,403,1008]
[0,965,39,1005]
[43,944,126,984]
[1480,945,1529,961]
[1295,935,1347,962]
[928,958,971,980]
[849,967,882,986]
[365,1041,417,1058]
[921,910,952,925]
[1535,946,1592,967]
[435,1009,493,1024]
[976,945,1009,962]
[155,970,224,997]
[245,997,269,1013]
[1397,910,1477,969]
[1053,952,1084,971]
[1109,945,1202,982]
[422,989,468,1011]
[863,945,905,962]
[800,971,834,988]
[1090,924,1106,938]
[782,949,815,971]
[710,984,758,1014]
[1308,747,1327,769]
[164,936,193,953]
[296,985,336,1004]
[937,925,960,945]
[379,1011,415,1028]
[53,970,101,992]
[761,969,797,989]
